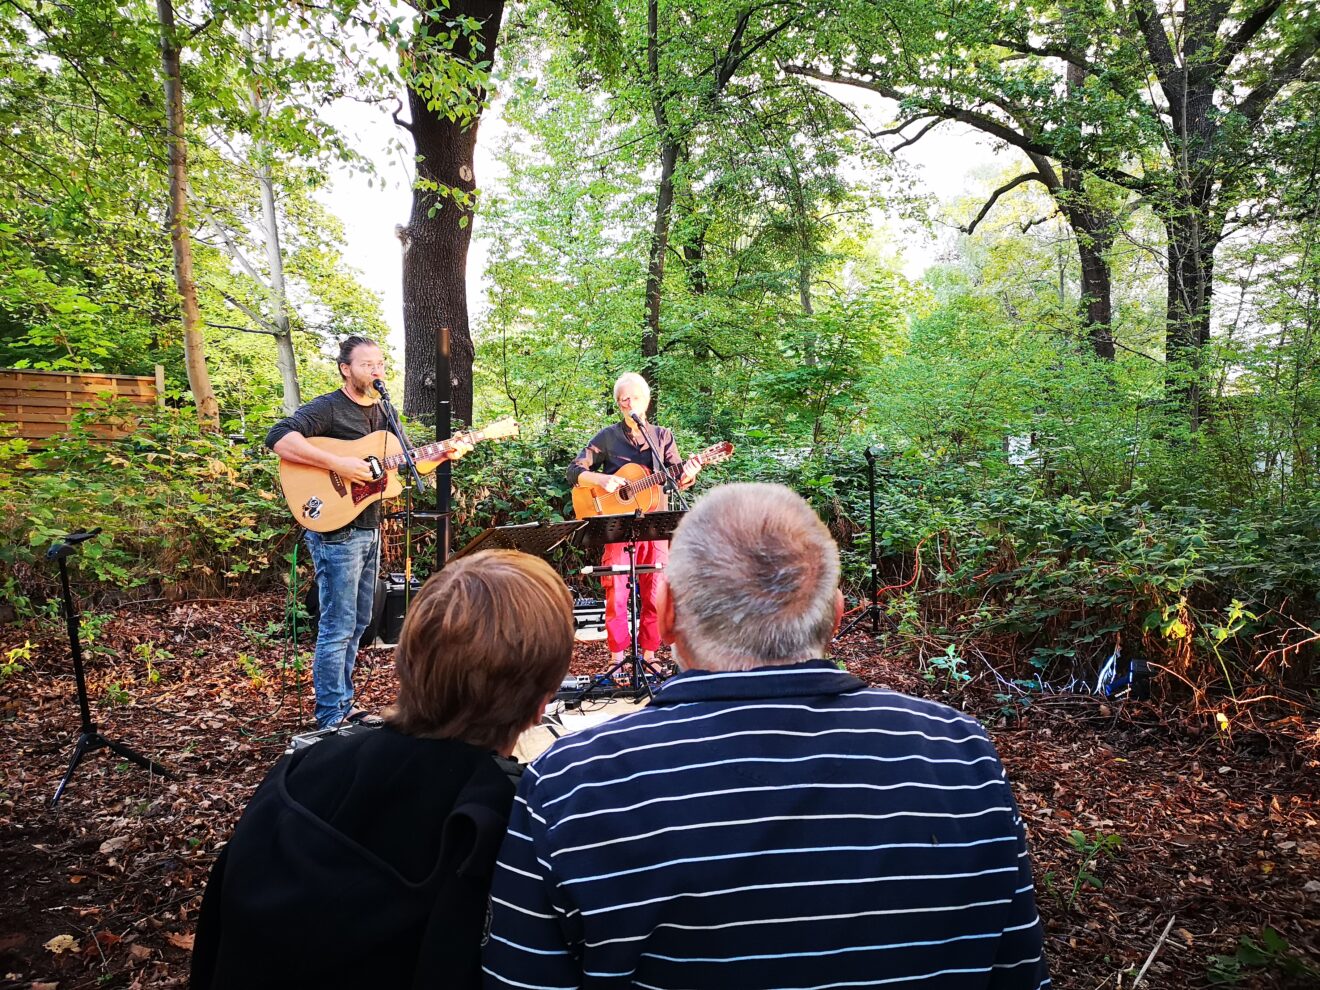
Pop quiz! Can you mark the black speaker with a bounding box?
[377,573,423,647]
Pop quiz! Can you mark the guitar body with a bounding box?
[279,431,406,533]
[571,463,665,519]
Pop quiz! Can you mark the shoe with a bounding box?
[344,707,383,727]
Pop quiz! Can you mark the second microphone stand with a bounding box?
[838,446,883,639]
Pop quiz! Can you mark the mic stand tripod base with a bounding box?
[52,727,174,807]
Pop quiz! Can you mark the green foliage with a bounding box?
[1,405,290,612]
[1207,927,1320,985]
[924,643,971,690]
[1063,829,1121,906]
[102,681,132,707]
[1,640,30,683]
[134,641,172,685]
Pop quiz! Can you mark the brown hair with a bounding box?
[386,549,574,751]
[336,335,378,380]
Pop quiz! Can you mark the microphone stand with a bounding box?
[373,380,424,495]
[48,529,172,806]
[631,413,690,511]
[838,446,883,639]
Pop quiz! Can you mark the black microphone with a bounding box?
[46,528,102,561]
[372,378,389,399]
[630,412,644,426]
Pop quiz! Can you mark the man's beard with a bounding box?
[345,373,378,401]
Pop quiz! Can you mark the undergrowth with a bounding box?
[3,409,1317,706]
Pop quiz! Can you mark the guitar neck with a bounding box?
[623,446,721,496]
[383,431,478,470]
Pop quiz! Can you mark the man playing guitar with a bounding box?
[267,335,471,729]
[568,372,701,670]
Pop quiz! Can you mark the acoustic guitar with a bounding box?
[280,417,519,532]
[571,440,735,519]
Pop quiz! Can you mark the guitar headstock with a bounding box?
[698,441,735,466]
[475,416,520,442]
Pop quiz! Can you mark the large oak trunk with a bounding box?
[399,0,504,428]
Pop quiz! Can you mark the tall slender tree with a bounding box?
[156,0,220,430]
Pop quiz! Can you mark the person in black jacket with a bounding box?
[190,549,575,990]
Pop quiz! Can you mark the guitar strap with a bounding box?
[640,422,665,475]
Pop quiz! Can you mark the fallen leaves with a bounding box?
[164,931,194,951]
[1,597,1316,990]
[98,836,130,856]
[43,933,78,954]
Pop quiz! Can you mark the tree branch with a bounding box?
[783,63,1151,192]
[961,172,1047,234]
[1236,44,1319,126]
[890,117,941,152]
[1222,0,1284,69]
[216,289,278,334]
[1130,0,1185,123]
[206,322,275,336]
[390,94,414,135]
[991,37,1093,73]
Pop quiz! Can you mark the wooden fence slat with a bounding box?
[0,366,161,443]
[0,379,155,396]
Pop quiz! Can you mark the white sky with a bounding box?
[321,83,1001,356]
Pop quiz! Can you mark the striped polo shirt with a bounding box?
[483,660,1049,989]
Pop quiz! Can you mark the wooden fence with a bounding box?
[0,366,165,442]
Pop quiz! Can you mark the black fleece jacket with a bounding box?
[190,726,519,990]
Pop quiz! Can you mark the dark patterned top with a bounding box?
[567,420,684,487]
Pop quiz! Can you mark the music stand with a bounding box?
[450,519,587,561]
[571,510,685,703]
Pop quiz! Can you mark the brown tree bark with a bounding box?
[641,0,674,406]
[156,0,219,431]
[398,0,505,428]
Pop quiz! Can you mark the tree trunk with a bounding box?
[642,136,678,398]
[641,0,675,407]
[1062,60,1114,361]
[156,0,219,431]
[1164,202,1216,428]
[1162,27,1220,429]
[250,21,301,417]
[257,162,301,415]
[399,0,504,428]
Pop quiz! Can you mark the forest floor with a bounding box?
[0,593,1317,989]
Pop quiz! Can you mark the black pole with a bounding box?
[865,446,879,636]
[48,531,172,807]
[58,556,95,734]
[436,325,452,572]
[837,446,882,640]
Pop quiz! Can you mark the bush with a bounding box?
[1,404,291,612]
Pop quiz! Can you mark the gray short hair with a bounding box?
[666,483,840,669]
[613,372,650,404]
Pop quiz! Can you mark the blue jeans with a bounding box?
[304,526,380,728]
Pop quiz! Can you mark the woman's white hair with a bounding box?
[666,483,840,670]
[613,372,651,404]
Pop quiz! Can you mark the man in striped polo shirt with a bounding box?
[483,483,1050,990]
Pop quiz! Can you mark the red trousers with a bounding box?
[600,540,669,654]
